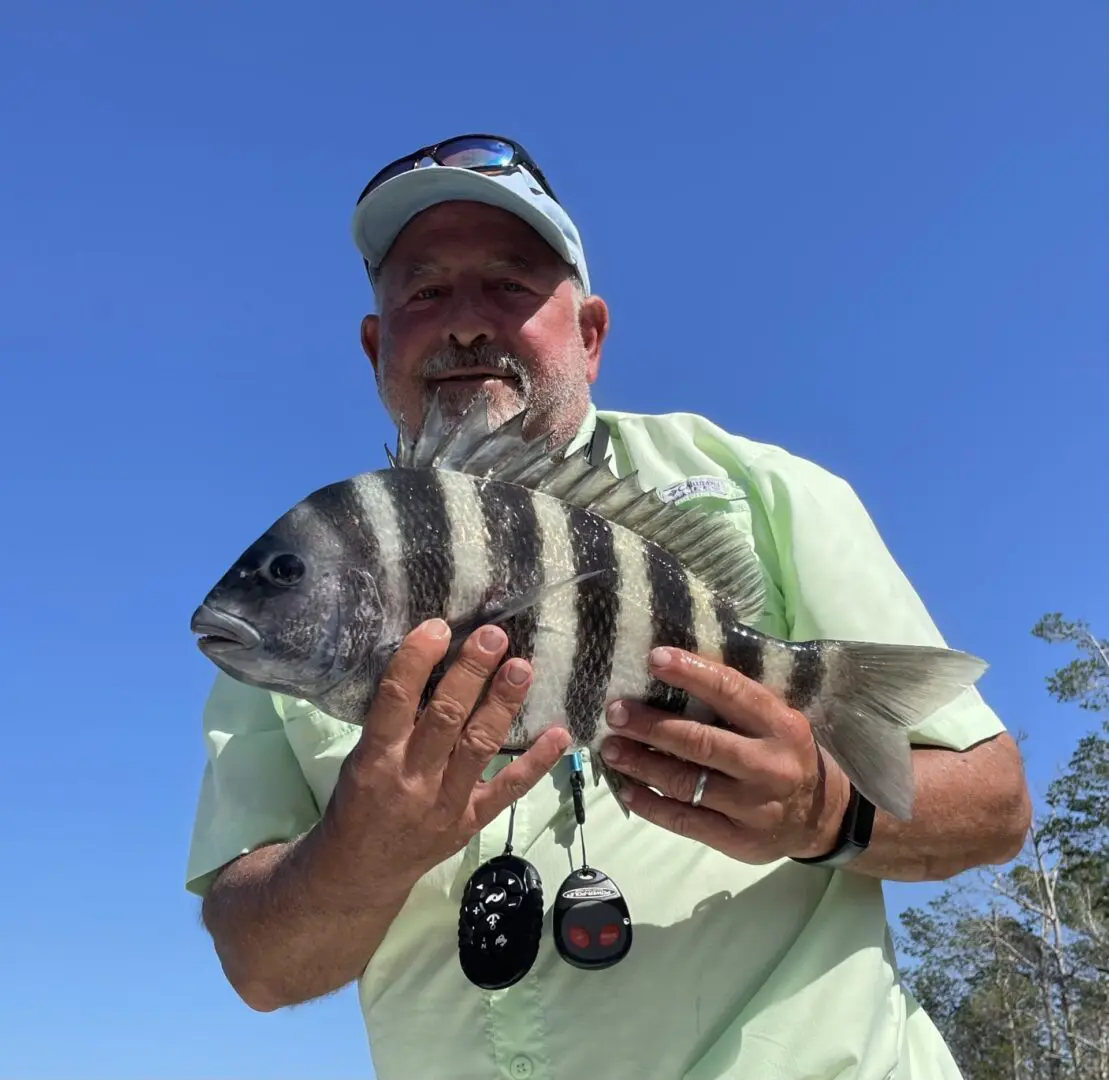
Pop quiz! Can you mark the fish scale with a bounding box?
[563,506,619,749]
[392,470,455,628]
[192,394,991,822]
[643,545,698,720]
[516,485,581,743]
[473,479,543,746]
[713,603,765,684]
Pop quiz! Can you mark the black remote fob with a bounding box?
[457,854,544,990]
[553,867,632,970]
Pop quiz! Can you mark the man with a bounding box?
[185,133,1032,1080]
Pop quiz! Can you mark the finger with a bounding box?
[616,780,778,864]
[360,620,452,750]
[646,647,793,737]
[405,625,510,776]
[438,655,535,807]
[605,701,764,781]
[602,738,785,833]
[600,736,758,815]
[469,727,573,829]
[615,778,741,847]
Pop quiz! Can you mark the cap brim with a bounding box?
[351,166,579,278]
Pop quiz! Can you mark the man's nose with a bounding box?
[441,283,496,349]
[447,325,491,349]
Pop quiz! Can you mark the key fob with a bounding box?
[553,867,632,970]
[457,854,544,990]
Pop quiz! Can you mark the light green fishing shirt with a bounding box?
[185,404,1004,1080]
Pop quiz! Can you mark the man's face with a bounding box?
[360,201,609,447]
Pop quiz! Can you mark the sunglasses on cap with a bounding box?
[355,133,561,206]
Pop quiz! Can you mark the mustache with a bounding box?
[419,343,532,386]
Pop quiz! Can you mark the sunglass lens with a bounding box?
[437,136,516,170]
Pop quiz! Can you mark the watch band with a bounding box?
[791,782,875,868]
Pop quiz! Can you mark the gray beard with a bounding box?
[418,342,534,394]
[382,342,535,437]
[379,341,589,449]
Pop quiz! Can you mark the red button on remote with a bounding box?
[568,926,591,949]
[598,924,620,948]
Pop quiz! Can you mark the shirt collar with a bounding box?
[564,400,596,454]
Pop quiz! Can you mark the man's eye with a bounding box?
[412,287,442,301]
[500,281,526,293]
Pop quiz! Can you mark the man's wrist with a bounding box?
[312,800,417,912]
[792,756,876,868]
[796,753,853,860]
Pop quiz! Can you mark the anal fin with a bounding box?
[595,757,632,819]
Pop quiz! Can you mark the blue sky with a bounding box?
[1,3,1104,1077]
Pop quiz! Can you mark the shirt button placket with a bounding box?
[486,791,549,1080]
[509,1054,534,1079]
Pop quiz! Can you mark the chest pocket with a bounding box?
[270,694,359,811]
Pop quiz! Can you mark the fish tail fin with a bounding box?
[813,641,988,822]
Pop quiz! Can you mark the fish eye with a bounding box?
[266,553,306,586]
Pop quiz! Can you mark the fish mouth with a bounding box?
[190,604,262,655]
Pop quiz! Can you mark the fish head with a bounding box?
[190,495,385,698]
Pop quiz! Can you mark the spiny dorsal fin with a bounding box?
[393,392,503,471]
[392,394,766,623]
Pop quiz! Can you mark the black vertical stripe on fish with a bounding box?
[389,469,455,626]
[306,480,383,573]
[714,599,765,683]
[476,481,543,663]
[644,547,697,716]
[564,506,619,746]
[785,642,824,711]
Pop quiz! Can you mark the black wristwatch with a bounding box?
[791,783,875,868]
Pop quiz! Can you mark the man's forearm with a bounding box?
[201,814,410,1012]
[843,733,1032,882]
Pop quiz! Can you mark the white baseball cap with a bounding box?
[350,134,591,295]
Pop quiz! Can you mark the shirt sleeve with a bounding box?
[739,445,1006,752]
[184,672,322,897]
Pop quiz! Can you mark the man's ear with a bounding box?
[579,295,610,383]
[361,314,381,375]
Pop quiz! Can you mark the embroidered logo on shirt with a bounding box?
[657,476,743,505]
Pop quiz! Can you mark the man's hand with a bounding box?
[600,645,1031,881]
[202,618,570,1012]
[323,618,572,905]
[599,645,851,863]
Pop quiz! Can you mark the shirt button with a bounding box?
[509,1054,534,1078]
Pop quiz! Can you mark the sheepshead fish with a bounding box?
[190,396,988,821]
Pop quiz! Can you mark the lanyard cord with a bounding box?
[569,751,588,870]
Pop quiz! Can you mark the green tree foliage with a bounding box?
[897,614,1109,1079]
[1032,614,1109,714]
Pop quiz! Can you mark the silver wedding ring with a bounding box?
[691,767,709,808]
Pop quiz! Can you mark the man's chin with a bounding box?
[428,377,525,425]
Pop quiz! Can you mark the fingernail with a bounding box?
[505,660,530,686]
[478,626,503,652]
[601,738,620,762]
[426,619,450,639]
[618,786,635,805]
[649,647,673,668]
[607,701,628,727]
